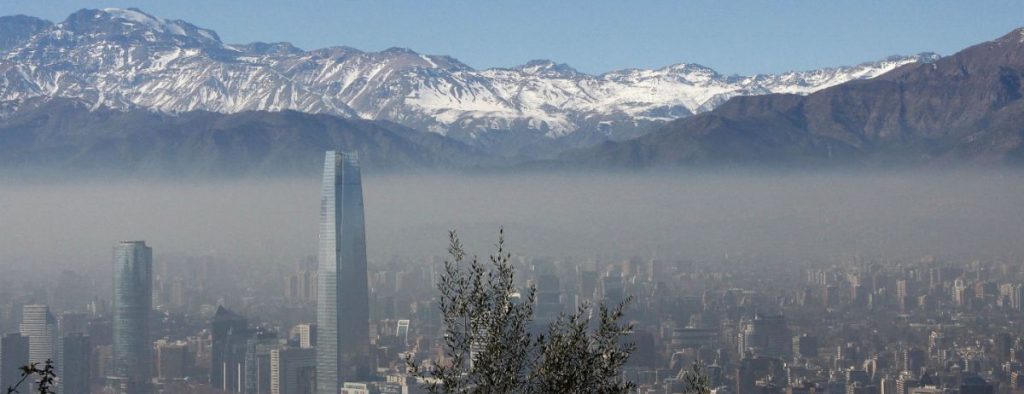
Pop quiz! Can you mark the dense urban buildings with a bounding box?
[1,241,1020,394]
[316,151,372,393]
[111,241,153,394]
[1,155,1022,394]
[0,222,1021,394]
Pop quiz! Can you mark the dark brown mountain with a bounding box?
[563,28,1024,168]
[0,99,488,176]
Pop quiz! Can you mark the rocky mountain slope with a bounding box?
[564,28,1024,168]
[0,8,933,156]
[0,99,487,176]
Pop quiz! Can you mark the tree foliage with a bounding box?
[682,361,712,394]
[407,229,636,393]
[531,301,635,393]
[5,360,56,394]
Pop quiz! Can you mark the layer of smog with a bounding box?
[2,170,1022,278]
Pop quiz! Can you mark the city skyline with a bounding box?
[0,1,1022,393]
[0,167,1022,392]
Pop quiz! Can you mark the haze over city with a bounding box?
[3,172,1024,276]
[0,2,1022,394]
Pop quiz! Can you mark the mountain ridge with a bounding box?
[0,98,491,176]
[562,28,1024,168]
[0,7,936,157]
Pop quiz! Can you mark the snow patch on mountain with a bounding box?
[103,8,181,35]
[0,7,939,144]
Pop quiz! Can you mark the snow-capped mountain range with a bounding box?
[0,8,938,151]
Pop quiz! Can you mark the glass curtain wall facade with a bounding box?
[316,151,371,394]
[112,241,153,393]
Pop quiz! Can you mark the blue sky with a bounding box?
[3,0,1022,75]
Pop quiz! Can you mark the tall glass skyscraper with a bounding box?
[112,241,153,394]
[316,151,371,394]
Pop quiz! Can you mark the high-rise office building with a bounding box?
[793,334,819,359]
[211,306,251,392]
[92,345,113,386]
[535,274,562,323]
[58,312,88,337]
[601,273,625,306]
[20,304,58,365]
[244,330,279,394]
[960,376,994,394]
[154,339,190,381]
[395,320,410,348]
[58,333,91,394]
[111,241,153,394]
[270,347,316,394]
[741,313,792,359]
[534,260,562,324]
[0,333,29,390]
[286,260,318,304]
[290,324,315,349]
[316,151,371,394]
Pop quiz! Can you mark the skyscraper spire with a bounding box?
[316,151,371,394]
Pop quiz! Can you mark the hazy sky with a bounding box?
[3,0,1022,75]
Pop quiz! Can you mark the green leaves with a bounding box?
[407,228,635,394]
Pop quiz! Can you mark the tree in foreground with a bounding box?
[406,229,636,393]
[681,361,712,394]
[5,360,56,394]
